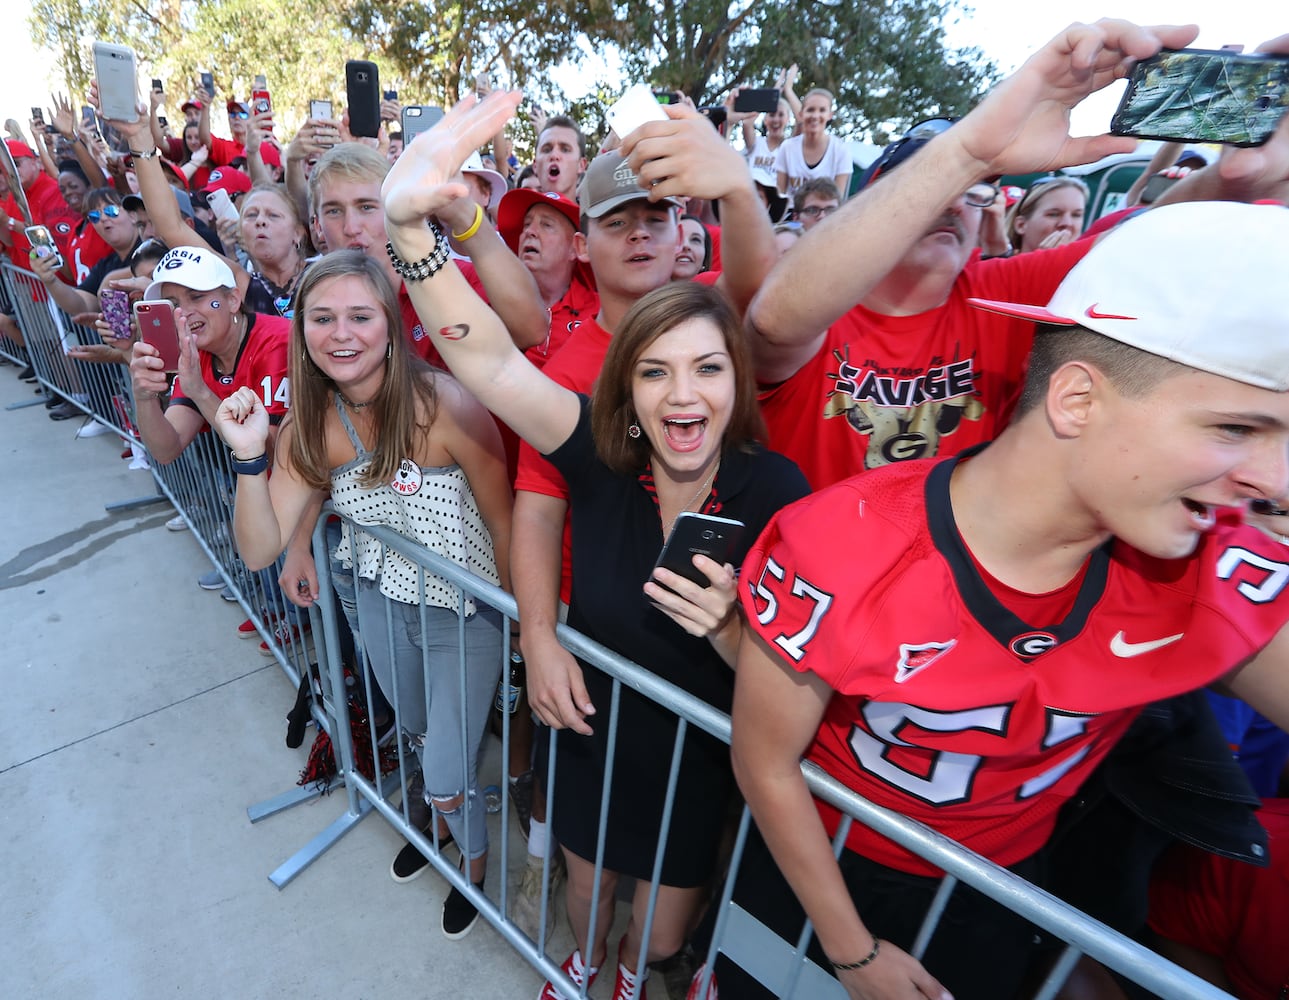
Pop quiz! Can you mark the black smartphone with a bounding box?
[653,513,745,589]
[345,59,382,138]
[158,115,168,128]
[383,89,398,101]
[653,90,676,105]
[734,88,781,114]
[200,70,215,95]
[31,106,44,124]
[401,105,445,145]
[151,77,163,92]
[1111,48,1289,147]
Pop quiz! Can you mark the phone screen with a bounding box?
[1111,48,1289,146]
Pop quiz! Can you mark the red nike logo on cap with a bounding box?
[1085,303,1137,321]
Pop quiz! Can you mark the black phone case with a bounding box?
[346,60,382,138]
[734,88,781,114]
[654,514,745,588]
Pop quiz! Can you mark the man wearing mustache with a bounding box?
[748,121,1093,491]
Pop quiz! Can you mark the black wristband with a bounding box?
[229,451,268,476]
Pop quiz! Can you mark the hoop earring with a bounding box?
[386,341,393,360]
[627,423,641,439]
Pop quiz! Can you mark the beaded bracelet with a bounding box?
[451,203,484,242]
[831,939,880,972]
[385,223,451,282]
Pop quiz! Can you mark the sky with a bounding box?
[1,1,1279,142]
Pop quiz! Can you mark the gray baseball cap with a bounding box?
[577,151,682,219]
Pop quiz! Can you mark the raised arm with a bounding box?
[747,19,1200,349]
[380,92,580,456]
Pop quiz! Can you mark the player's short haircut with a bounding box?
[540,115,587,159]
[308,143,388,220]
[1016,324,1188,416]
[793,178,841,209]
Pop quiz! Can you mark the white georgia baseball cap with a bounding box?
[969,200,1289,391]
[145,246,237,301]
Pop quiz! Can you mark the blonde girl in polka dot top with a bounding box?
[212,250,512,941]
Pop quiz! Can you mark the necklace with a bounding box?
[337,390,374,410]
[662,460,719,537]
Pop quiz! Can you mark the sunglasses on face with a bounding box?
[88,205,123,222]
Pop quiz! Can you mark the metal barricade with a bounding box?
[294,509,1236,1000]
[2,261,138,437]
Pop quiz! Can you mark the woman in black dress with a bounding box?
[379,93,809,1000]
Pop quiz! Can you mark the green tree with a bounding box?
[584,0,997,141]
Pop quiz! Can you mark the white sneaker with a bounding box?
[76,418,113,438]
[513,849,565,944]
[165,514,188,531]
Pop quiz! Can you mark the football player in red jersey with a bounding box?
[722,20,1289,1000]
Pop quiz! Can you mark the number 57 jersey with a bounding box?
[740,452,1289,875]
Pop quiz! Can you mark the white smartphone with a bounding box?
[606,83,669,140]
[206,187,240,225]
[93,41,140,122]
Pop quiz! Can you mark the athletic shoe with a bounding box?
[220,585,238,603]
[509,769,534,840]
[165,514,188,531]
[390,828,454,884]
[76,419,112,438]
[259,619,311,656]
[685,964,718,1000]
[49,401,80,420]
[18,364,36,382]
[512,848,565,945]
[538,950,600,1000]
[197,569,224,591]
[442,872,484,940]
[235,618,260,639]
[612,945,649,1000]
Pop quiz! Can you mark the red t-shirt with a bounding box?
[515,316,612,604]
[396,283,445,369]
[1149,798,1289,1000]
[3,172,79,267]
[208,135,246,167]
[758,240,1093,491]
[170,312,291,425]
[741,452,1289,876]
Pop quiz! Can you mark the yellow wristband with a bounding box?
[451,203,484,242]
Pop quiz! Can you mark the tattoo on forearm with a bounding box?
[439,324,470,341]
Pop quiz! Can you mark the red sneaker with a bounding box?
[537,950,599,1000]
[686,962,718,1000]
[612,944,648,1000]
[259,619,311,657]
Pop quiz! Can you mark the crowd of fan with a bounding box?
[2,17,1288,1000]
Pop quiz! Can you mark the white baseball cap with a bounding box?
[462,152,507,211]
[969,201,1289,391]
[145,246,237,301]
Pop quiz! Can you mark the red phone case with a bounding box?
[135,302,181,372]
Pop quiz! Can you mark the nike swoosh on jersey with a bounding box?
[1109,631,1184,657]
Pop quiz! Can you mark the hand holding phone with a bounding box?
[100,288,133,340]
[25,225,64,269]
[652,513,744,589]
[93,41,140,122]
[206,187,240,225]
[345,59,382,138]
[607,83,670,140]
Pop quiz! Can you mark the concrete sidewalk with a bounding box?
[0,371,557,999]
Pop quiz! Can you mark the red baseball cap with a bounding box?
[496,189,580,253]
[5,138,36,160]
[202,167,253,196]
[258,142,282,168]
[181,100,203,113]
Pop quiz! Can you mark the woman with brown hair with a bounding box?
[371,92,809,1000]
[1006,176,1090,254]
[211,250,512,942]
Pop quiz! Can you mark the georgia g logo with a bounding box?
[1009,630,1057,658]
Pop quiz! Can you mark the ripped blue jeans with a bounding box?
[355,577,502,861]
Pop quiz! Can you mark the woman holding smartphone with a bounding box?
[359,93,808,1000]
[212,250,512,942]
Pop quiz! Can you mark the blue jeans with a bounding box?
[355,578,502,860]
